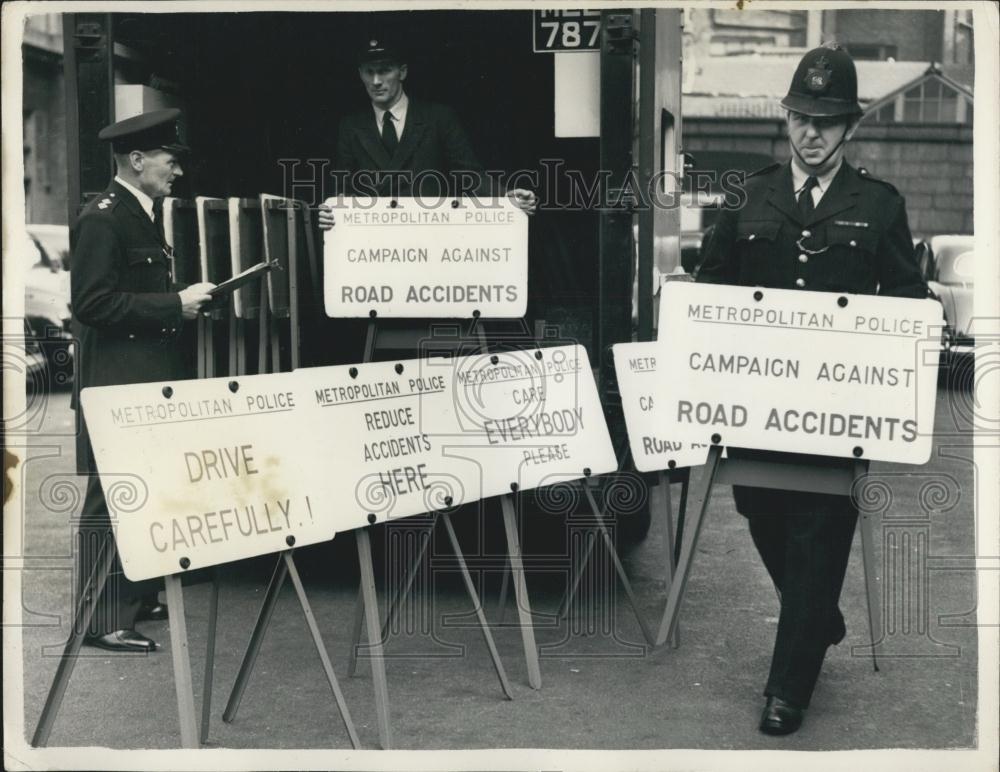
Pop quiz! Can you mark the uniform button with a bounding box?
[748,233,756,241]
[128,333,136,340]
[795,278,806,288]
[801,230,811,238]
[160,327,168,333]
[849,239,858,247]
[798,254,808,263]
[146,257,153,264]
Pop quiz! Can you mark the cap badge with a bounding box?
[805,55,832,93]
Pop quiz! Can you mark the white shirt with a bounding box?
[790,158,842,208]
[114,175,156,221]
[373,92,409,141]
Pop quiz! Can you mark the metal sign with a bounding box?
[533,10,602,52]
[613,340,710,472]
[299,344,615,528]
[81,373,332,581]
[323,197,528,318]
[228,198,264,319]
[649,283,944,464]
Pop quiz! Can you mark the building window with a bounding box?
[870,76,971,124]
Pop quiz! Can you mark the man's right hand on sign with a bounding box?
[179,282,217,319]
[317,204,335,231]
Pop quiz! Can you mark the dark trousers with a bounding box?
[740,491,858,708]
[77,475,159,636]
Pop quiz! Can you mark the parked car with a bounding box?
[920,234,974,388]
[22,224,74,387]
[925,234,974,354]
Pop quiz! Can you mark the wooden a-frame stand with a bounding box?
[346,319,542,694]
[654,443,882,673]
[542,444,689,649]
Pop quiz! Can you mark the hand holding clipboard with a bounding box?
[207,259,281,298]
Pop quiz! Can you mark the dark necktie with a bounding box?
[797,175,818,222]
[381,110,399,155]
[152,198,166,241]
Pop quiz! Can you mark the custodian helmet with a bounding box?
[780,43,863,118]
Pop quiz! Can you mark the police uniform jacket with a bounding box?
[335,98,487,198]
[696,160,930,513]
[71,180,187,475]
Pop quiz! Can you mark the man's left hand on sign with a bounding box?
[508,188,538,216]
[317,204,336,231]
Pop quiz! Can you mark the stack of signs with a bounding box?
[615,282,944,471]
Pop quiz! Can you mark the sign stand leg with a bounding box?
[495,563,510,623]
[355,527,393,749]
[439,513,514,700]
[657,471,680,649]
[557,530,597,623]
[31,533,116,747]
[579,482,655,646]
[346,585,366,678]
[499,495,542,689]
[223,552,289,722]
[197,316,207,378]
[655,445,723,646]
[164,573,199,748]
[282,553,362,748]
[348,516,436,678]
[257,278,270,374]
[854,459,880,673]
[199,568,220,744]
[269,314,281,374]
[674,469,690,565]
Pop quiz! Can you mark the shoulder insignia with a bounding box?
[856,166,900,194]
[747,162,781,179]
[97,198,112,209]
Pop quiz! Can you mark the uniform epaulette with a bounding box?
[85,191,122,215]
[855,166,900,194]
[747,162,781,179]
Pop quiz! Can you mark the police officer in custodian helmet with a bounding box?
[696,44,929,734]
[71,109,216,652]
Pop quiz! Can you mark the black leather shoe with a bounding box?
[759,696,805,735]
[83,629,157,653]
[136,602,169,622]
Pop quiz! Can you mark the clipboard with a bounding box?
[207,260,279,298]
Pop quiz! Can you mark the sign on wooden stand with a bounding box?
[617,282,944,658]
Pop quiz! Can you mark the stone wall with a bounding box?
[683,118,974,238]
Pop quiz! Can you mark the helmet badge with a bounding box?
[805,55,832,93]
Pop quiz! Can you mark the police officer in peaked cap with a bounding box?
[71,108,216,652]
[696,45,929,734]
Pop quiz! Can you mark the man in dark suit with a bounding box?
[72,108,215,652]
[319,37,536,221]
[696,44,929,734]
